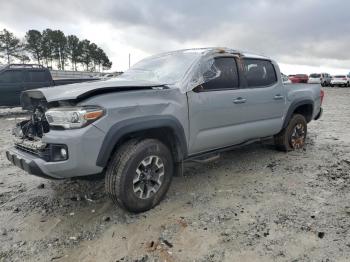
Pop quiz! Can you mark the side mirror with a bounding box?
[193,84,204,93]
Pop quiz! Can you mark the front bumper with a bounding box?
[6,125,105,179]
[6,148,55,179]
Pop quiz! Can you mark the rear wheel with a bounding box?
[105,139,174,213]
[274,114,307,151]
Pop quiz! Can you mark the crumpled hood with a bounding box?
[21,78,166,104]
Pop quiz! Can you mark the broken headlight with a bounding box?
[45,106,104,129]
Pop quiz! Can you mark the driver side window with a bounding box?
[202,57,239,91]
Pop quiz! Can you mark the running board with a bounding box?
[189,153,221,163]
[185,136,272,163]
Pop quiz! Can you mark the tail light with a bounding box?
[320,89,325,105]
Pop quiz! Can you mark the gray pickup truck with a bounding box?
[6,48,323,212]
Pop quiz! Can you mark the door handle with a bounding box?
[233,97,247,104]
[274,94,284,100]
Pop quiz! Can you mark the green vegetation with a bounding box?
[0,28,112,71]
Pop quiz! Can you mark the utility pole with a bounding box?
[128,53,131,69]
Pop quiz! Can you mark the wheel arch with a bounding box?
[96,115,188,168]
[283,99,314,128]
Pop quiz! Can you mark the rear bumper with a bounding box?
[331,81,347,85]
[308,79,321,84]
[314,108,323,120]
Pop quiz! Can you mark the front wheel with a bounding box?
[274,114,307,151]
[105,139,174,213]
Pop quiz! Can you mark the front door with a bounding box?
[187,56,246,154]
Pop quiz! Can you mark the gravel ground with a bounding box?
[0,87,349,262]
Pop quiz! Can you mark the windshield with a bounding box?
[119,50,202,84]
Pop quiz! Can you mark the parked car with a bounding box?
[330,75,350,87]
[308,73,331,86]
[281,73,292,84]
[6,48,323,212]
[0,64,99,106]
[289,74,309,83]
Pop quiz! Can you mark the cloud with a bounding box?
[0,0,349,72]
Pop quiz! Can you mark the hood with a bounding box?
[21,78,166,105]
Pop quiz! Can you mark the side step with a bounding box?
[189,153,221,163]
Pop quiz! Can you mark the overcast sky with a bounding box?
[0,0,349,74]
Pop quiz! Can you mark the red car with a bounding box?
[289,74,309,83]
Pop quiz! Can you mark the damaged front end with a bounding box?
[15,90,51,141]
[13,104,54,160]
[13,106,50,140]
[12,92,69,162]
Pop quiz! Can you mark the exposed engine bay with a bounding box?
[13,106,50,140]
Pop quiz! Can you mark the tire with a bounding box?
[105,138,174,213]
[274,114,307,151]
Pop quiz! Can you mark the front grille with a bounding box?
[15,144,41,156]
[15,143,51,161]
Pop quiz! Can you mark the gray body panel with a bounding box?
[187,60,286,153]
[6,48,322,179]
[24,78,165,102]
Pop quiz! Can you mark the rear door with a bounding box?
[23,69,53,91]
[0,70,24,106]
[237,58,285,139]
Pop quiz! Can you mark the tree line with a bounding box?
[0,28,112,71]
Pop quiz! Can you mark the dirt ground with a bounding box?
[0,87,349,262]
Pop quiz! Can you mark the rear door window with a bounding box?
[243,59,277,88]
[202,57,239,91]
[25,70,49,82]
[0,70,23,83]
[310,74,321,78]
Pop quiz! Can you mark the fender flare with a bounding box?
[283,99,314,128]
[96,115,188,167]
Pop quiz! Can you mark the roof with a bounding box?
[0,64,44,72]
[155,47,270,60]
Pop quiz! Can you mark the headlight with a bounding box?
[45,106,104,129]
